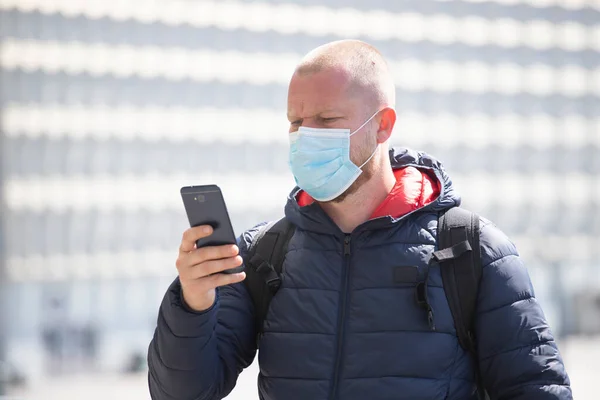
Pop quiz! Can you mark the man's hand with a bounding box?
[176,226,245,312]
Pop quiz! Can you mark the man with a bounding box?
[148,40,571,399]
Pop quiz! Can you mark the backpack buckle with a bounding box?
[431,240,472,263]
[415,281,436,331]
[254,258,281,294]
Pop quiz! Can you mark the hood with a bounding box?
[296,167,441,219]
[283,147,461,235]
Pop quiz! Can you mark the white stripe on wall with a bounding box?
[2,104,289,144]
[3,173,297,212]
[2,39,599,96]
[3,172,596,213]
[4,104,599,149]
[434,0,599,11]
[0,0,596,50]
[6,233,597,281]
[6,250,177,281]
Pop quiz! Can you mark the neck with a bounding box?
[320,157,396,233]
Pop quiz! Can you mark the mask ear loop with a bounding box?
[358,144,378,169]
[352,109,383,169]
[349,109,381,137]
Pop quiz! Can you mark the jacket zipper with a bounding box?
[330,234,352,400]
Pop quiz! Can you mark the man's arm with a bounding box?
[147,227,261,400]
[475,220,572,399]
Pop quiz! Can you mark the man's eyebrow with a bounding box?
[317,109,341,115]
[287,110,344,121]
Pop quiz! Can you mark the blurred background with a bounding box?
[0,0,598,399]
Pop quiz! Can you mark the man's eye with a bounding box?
[290,120,302,126]
[323,118,339,123]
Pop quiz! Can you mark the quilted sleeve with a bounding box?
[147,225,264,400]
[475,220,572,400]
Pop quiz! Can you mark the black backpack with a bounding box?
[243,207,489,400]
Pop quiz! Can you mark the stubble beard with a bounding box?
[326,145,377,204]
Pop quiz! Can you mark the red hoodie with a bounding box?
[296,166,441,219]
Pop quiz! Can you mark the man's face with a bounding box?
[287,68,378,202]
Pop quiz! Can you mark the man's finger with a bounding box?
[178,255,243,280]
[205,271,246,289]
[179,226,213,253]
[201,256,243,276]
[179,245,238,269]
[192,244,239,265]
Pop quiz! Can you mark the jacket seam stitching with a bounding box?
[479,338,553,361]
[481,254,517,270]
[478,294,534,315]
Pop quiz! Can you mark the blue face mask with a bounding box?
[288,110,380,202]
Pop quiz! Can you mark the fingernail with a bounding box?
[231,245,238,254]
[203,226,211,233]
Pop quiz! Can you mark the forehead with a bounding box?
[287,68,360,117]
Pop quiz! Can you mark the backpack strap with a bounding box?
[433,207,488,400]
[243,217,296,345]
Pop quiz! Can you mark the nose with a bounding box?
[299,117,328,129]
[299,121,320,129]
[289,118,321,133]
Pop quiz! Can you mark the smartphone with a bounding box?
[180,184,243,274]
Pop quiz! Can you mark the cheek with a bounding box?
[349,134,371,162]
[355,128,377,151]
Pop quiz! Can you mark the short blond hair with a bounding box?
[295,40,396,110]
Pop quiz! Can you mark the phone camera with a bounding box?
[195,195,205,203]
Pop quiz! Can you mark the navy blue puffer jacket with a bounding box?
[148,148,571,400]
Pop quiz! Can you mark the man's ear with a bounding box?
[376,107,396,143]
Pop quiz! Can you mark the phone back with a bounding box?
[180,185,237,248]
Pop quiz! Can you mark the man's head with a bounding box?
[287,39,397,203]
